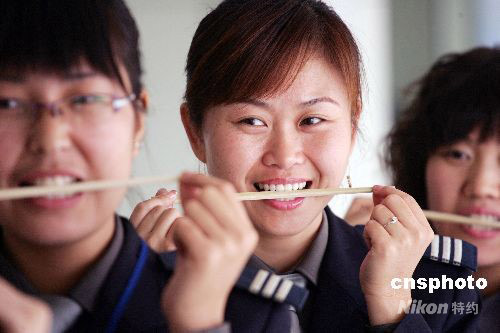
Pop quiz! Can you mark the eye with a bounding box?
[69,94,106,106]
[238,117,266,126]
[0,98,21,110]
[442,148,472,163]
[300,117,323,126]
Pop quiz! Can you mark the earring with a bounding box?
[198,162,208,175]
[134,141,143,150]
[346,174,352,188]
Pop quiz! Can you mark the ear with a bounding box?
[180,103,206,163]
[132,90,148,156]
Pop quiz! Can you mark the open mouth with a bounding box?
[19,176,83,199]
[253,181,312,201]
[465,214,500,231]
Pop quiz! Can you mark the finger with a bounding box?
[172,217,207,257]
[363,219,391,250]
[381,194,420,231]
[136,206,167,236]
[373,186,428,227]
[196,186,246,235]
[155,188,169,197]
[371,204,405,237]
[183,200,226,240]
[130,192,177,226]
[149,208,180,248]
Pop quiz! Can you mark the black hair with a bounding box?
[387,47,500,208]
[0,0,143,95]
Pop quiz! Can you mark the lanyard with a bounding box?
[105,240,149,333]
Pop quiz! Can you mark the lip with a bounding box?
[18,170,84,185]
[15,170,85,209]
[458,206,500,219]
[461,225,500,239]
[263,197,305,210]
[456,206,500,239]
[255,178,310,185]
[27,193,84,209]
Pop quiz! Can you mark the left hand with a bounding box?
[360,186,434,325]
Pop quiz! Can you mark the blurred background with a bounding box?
[119,0,500,217]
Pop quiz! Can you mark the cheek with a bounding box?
[206,129,259,186]
[307,128,352,186]
[0,134,24,187]
[81,119,136,180]
[425,159,461,213]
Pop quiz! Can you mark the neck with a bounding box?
[474,264,500,297]
[254,212,323,273]
[3,217,115,295]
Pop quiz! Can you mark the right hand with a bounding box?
[130,188,180,252]
[162,172,258,332]
[0,278,52,333]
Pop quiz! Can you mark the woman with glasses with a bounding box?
[135,0,481,331]
[0,1,272,332]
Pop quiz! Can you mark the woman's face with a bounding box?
[189,55,355,239]
[0,62,144,247]
[426,129,500,266]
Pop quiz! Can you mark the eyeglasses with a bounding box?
[0,93,138,132]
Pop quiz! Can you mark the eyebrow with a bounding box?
[0,71,98,83]
[241,96,340,108]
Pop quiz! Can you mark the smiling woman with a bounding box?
[0,1,266,332]
[134,0,481,331]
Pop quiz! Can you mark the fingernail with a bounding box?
[167,190,177,198]
[156,188,168,196]
[372,185,382,191]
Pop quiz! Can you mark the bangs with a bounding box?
[426,59,500,149]
[185,0,361,127]
[0,1,124,87]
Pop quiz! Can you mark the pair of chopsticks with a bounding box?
[0,176,498,228]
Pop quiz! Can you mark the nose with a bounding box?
[463,153,499,200]
[262,125,305,170]
[26,109,72,155]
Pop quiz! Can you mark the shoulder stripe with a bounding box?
[422,235,477,271]
[274,279,293,302]
[430,235,439,260]
[442,236,451,263]
[262,274,281,297]
[453,239,462,266]
[249,269,269,294]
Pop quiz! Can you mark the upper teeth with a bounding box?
[470,214,499,222]
[467,214,499,231]
[33,176,77,187]
[257,182,307,191]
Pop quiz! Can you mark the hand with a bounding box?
[360,186,434,325]
[162,172,258,332]
[344,197,373,225]
[0,278,52,333]
[130,188,180,252]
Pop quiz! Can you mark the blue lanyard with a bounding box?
[105,241,149,333]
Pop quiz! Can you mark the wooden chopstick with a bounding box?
[422,210,499,228]
[0,175,179,201]
[0,177,497,228]
[236,187,373,200]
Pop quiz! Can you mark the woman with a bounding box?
[386,47,499,332]
[0,1,263,332]
[134,0,480,331]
